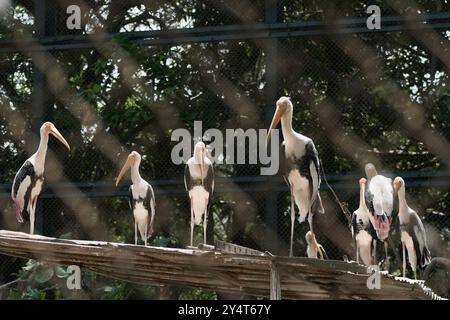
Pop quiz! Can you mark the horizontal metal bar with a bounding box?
[29,11,450,44]
[0,174,448,199]
[7,12,450,44]
[0,170,448,190]
[0,12,448,53]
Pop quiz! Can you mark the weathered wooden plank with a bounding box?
[0,230,443,300]
[269,261,281,300]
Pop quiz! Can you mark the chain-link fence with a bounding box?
[0,0,449,299]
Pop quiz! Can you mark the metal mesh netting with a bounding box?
[0,1,449,299]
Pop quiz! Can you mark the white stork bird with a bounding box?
[266,96,324,257]
[184,141,214,246]
[11,122,70,235]
[305,231,327,259]
[351,178,374,266]
[393,177,431,279]
[364,163,393,265]
[116,151,156,246]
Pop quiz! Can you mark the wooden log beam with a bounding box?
[0,230,444,300]
[269,261,281,300]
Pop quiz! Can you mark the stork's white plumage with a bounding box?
[11,122,70,235]
[351,178,373,266]
[394,177,431,279]
[184,141,214,246]
[364,163,393,240]
[364,163,393,266]
[266,97,324,257]
[116,151,156,246]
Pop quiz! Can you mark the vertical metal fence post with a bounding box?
[264,0,284,254]
[32,0,55,235]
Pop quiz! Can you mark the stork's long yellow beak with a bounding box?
[115,156,133,187]
[266,106,285,145]
[393,180,400,192]
[49,126,70,151]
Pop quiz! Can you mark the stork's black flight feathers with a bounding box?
[12,160,43,222]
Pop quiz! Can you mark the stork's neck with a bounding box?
[397,187,408,211]
[130,164,142,185]
[35,133,49,166]
[359,183,366,208]
[194,152,203,164]
[281,110,295,138]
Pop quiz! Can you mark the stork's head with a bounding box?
[41,122,70,150]
[393,176,405,193]
[266,96,293,145]
[115,151,141,186]
[364,163,378,179]
[194,141,206,186]
[305,230,315,245]
[359,177,367,186]
[305,231,321,258]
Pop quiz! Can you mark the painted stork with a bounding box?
[351,178,374,266]
[266,96,324,257]
[115,151,156,246]
[364,163,393,265]
[184,141,214,246]
[305,231,328,259]
[393,177,431,279]
[11,122,70,235]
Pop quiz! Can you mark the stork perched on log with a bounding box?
[305,231,327,259]
[351,178,374,266]
[116,151,156,246]
[364,163,393,266]
[393,177,431,279]
[184,141,214,246]
[266,96,324,257]
[11,122,70,235]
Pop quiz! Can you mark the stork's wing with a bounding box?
[365,184,375,216]
[303,141,319,199]
[409,210,432,268]
[145,184,156,238]
[128,186,135,210]
[351,211,357,239]
[184,164,191,191]
[305,141,324,214]
[11,160,35,222]
[12,160,34,200]
[279,141,288,184]
[204,164,214,196]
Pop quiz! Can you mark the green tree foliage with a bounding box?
[0,1,448,299]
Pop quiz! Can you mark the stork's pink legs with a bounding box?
[402,241,406,278]
[29,196,38,235]
[203,198,208,244]
[135,223,138,245]
[144,222,148,247]
[190,197,194,247]
[372,240,377,265]
[290,185,295,257]
[412,246,417,280]
[356,240,360,264]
